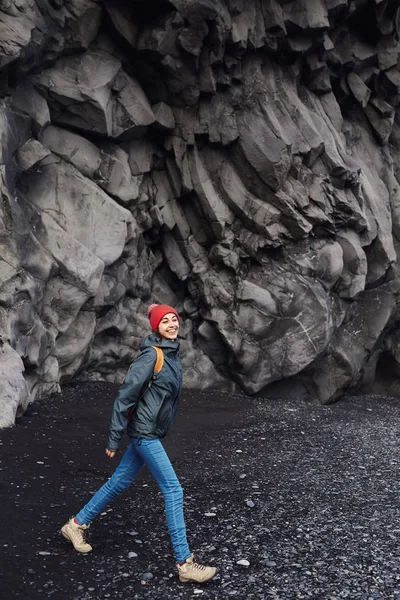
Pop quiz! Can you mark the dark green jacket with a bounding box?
[106,334,182,451]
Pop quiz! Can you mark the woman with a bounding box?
[61,304,216,584]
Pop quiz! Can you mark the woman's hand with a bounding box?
[106,449,116,458]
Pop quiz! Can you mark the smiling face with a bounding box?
[157,313,180,340]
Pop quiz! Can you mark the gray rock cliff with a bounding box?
[1,0,400,425]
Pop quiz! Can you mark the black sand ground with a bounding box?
[1,383,400,600]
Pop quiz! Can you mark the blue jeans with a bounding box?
[75,438,191,563]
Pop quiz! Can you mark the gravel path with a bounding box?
[1,383,400,599]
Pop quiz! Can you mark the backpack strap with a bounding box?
[126,347,164,421]
[151,346,164,375]
[122,347,164,387]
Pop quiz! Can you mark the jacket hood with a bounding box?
[140,333,180,352]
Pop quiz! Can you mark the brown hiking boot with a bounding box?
[177,554,216,583]
[61,518,92,553]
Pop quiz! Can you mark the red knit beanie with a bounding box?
[147,304,180,332]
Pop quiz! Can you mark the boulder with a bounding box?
[34,213,104,333]
[376,35,399,71]
[178,22,209,56]
[170,0,231,29]
[86,273,126,311]
[40,126,141,204]
[129,140,158,176]
[18,157,132,266]
[17,139,51,171]
[55,311,97,380]
[218,157,291,243]
[210,267,334,394]
[0,3,55,69]
[336,230,367,298]
[152,102,176,131]
[283,239,344,290]
[26,355,60,401]
[304,284,396,403]
[199,96,239,145]
[161,232,191,281]
[96,143,141,204]
[38,213,105,299]
[0,343,29,428]
[236,101,292,193]
[364,104,395,145]
[40,125,102,179]
[347,72,371,108]
[8,297,50,369]
[180,338,233,390]
[103,0,139,49]
[34,49,155,139]
[63,0,103,51]
[188,143,235,240]
[0,1,102,74]
[11,82,51,132]
[282,0,329,33]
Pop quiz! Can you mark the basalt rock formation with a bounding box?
[1,0,400,425]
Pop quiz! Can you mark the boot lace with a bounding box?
[77,524,90,543]
[192,560,207,571]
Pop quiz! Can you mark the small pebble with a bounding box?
[237,559,250,567]
[266,560,276,567]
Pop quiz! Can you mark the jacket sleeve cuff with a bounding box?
[106,439,119,451]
